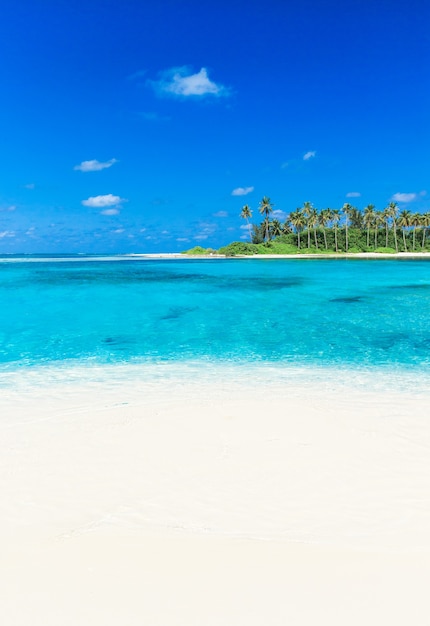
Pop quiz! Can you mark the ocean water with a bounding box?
[1,256,430,390]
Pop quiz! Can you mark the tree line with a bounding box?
[239,197,430,253]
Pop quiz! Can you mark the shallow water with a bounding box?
[0,256,429,387]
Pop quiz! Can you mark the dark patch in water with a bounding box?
[389,283,430,290]
[27,269,305,291]
[330,296,364,303]
[102,336,135,347]
[160,306,196,320]
[370,333,409,350]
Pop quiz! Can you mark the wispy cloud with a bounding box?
[82,194,126,208]
[100,208,120,216]
[74,158,118,172]
[391,192,418,203]
[303,151,316,161]
[213,210,228,217]
[150,66,229,98]
[0,205,17,212]
[346,192,361,198]
[0,230,15,238]
[272,209,287,220]
[232,186,254,197]
[193,221,217,241]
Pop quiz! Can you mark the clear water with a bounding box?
[1,256,430,375]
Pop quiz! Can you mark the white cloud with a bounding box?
[0,230,15,238]
[82,194,125,208]
[303,151,316,161]
[112,228,125,234]
[177,237,189,242]
[100,208,120,216]
[24,183,35,189]
[74,158,118,172]
[231,186,254,196]
[0,205,16,212]
[272,209,287,220]
[151,66,229,98]
[213,210,228,217]
[346,192,361,198]
[391,192,418,203]
[240,224,250,230]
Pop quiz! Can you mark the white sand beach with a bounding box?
[2,366,430,625]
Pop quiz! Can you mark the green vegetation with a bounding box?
[183,246,217,255]
[218,242,259,256]
[183,200,430,256]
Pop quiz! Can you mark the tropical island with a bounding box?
[184,197,430,256]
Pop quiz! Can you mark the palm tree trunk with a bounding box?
[313,227,318,249]
[393,225,398,252]
[297,230,301,249]
[413,227,416,250]
[374,226,378,249]
[247,219,252,242]
[385,223,389,247]
[367,226,370,248]
[323,229,328,250]
[403,229,407,252]
[422,228,427,250]
[334,226,338,253]
[307,225,311,249]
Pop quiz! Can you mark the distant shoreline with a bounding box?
[139,251,430,260]
[1,251,430,263]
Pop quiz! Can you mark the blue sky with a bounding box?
[0,0,429,253]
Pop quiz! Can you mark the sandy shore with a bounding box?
[2,368,430,624]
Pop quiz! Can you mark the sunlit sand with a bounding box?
[2,366,430,624]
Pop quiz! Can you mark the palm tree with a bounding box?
[382,206,391,247]
[319,209,331,250]
[259,196,274,241]
[270,218,282,238]
[421,212,430,250]
[363,204,375,248]
[330,209,341,253]
[282,219,292,235]
[373,211,383,249]
[302,201,313,249]
[387,202,399,252]
[342,203,354,252]
[350,207,363,229]
[398,210,411,252]
[240,204,253,242]
[410,213,421,250]
[309,207,319,249]
[289,209,305,249]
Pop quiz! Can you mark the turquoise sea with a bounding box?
[1,255,430,390]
